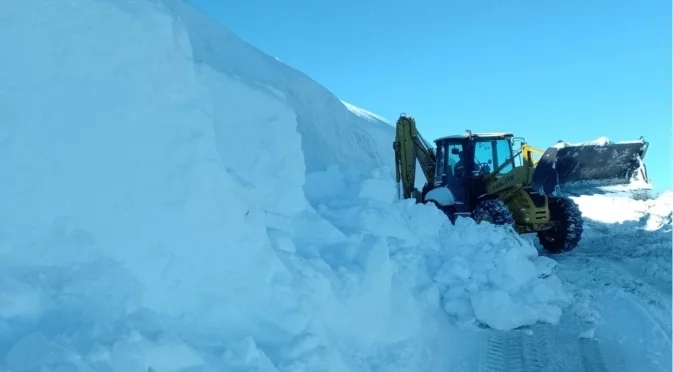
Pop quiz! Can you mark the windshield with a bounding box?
[473,138,513,175]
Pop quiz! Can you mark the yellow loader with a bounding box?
[393,114,650,253]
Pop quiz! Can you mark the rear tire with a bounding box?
[472,199,515,227]
[537,197,583,254]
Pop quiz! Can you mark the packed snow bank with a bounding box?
[172,1,393,181]
[573,190,673,228]
[570,191,673,289]
[0,0,573,370]
[315,190,571,331]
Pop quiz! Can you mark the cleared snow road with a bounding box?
[477,251,670,372]
[553,252,672,372]
[477,193,672,372]
[478,318,608,372]
[553,196,672,372]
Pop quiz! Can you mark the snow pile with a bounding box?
[643,190,673,231]
[573,190,673,228]
[314,195,570,331]
[0,0,572,370]
[558,136,647,147]
[570,190,672,292]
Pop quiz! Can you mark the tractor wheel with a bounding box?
[537,197,583,254]
[472,199,515,227]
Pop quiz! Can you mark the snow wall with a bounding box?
[0,0,570,370]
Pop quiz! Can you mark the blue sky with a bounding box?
[190,0,671,190]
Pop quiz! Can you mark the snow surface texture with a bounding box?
[557,136,647,147]
[341,101,391,125]
[0,0,669,371]
[571,191,673,290]
[547,191,673,372]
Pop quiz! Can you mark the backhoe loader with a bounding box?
[393,114,650,253]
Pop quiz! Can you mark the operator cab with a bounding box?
[433,131,515,204]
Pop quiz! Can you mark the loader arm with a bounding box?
[393,114,437,201]
[520,144,545,167]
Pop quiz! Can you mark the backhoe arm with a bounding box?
[393,114,437,201]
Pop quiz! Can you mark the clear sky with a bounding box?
[189,0,671,191]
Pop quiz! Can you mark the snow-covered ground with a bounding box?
[0,0,670,371]
[524,191,671,372]
[422,191,673,372]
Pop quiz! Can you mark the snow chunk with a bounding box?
[0,277,44,320]
[644,190,673,230]
[560,136,645,147]
[471,289,538,330]
[578,328,596,339]
[139,335,204,372]
[221,337,279,372]
[317,194,570,331]
[533,256,559,278]
[571,136,612,146]
[5,333,84,372]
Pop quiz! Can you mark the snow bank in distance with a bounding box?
[572,190,672,291]
[573,191,673,228]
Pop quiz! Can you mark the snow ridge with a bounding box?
[341,101,392,125]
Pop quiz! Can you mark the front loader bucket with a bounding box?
[530,146,562,196]
[552,137,650,194]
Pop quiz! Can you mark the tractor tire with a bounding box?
[472,199,515,227]
[537,197,583,254]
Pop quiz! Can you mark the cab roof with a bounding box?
[434,132,513,142]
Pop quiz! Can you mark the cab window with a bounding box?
[447,143,462,169]
[495,139,514,174]
[474,141,494,174]
[435,142,445,180]
[445,143,464,178]
[434,141,464,178]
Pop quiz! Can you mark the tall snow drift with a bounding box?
[0,0,572,370]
